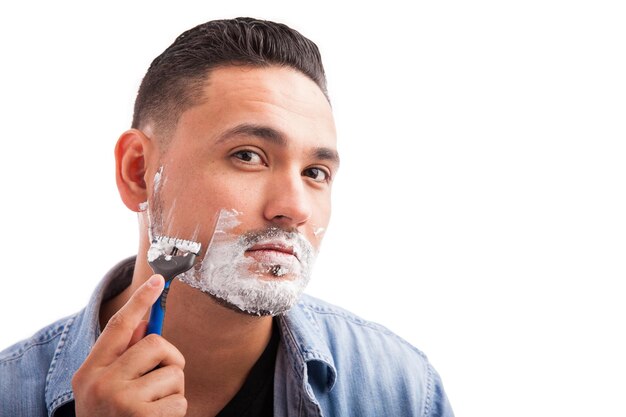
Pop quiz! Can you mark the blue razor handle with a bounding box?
[146,279,172,336]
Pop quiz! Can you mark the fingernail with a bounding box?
[147,275,162,288]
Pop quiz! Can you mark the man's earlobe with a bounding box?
[115,129,152,212]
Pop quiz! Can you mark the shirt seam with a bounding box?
[50,394,74,417]
[44,314,77,412]
[422,362,435,416]
[0,321,68,365]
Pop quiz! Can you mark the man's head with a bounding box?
[131,17,329,144]
[115,18,338,316]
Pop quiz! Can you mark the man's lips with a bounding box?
[246,242,299,262]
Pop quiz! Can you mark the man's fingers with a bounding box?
[132,364,185,401]
[115,334,186,379]
[72,275,187,417]
[149,394,188,417]
[87,275,164,367]
[128,320,149,348]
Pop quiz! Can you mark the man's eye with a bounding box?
[232,150,264,165]
[303,167,330,183]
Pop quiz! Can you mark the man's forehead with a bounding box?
[184,67,333,135]
[152,65,336,159]
[202,65,332,113]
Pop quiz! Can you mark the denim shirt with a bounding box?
[0,257,453,417]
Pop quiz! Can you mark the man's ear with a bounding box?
[114,129,153,212]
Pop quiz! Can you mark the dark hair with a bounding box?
[131,17,328,140]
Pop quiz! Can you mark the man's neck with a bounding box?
[100,258,274,417]
[166,281,273,416]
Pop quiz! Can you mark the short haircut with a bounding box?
[131,17,328,141]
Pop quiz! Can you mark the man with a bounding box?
[0,17,453,416]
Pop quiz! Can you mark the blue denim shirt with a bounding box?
[0,257,453,416]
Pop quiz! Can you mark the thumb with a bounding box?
[87,275,165,366]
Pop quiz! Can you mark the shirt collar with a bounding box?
[279,296,338,392]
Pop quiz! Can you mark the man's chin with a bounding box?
[179,254,312,316]
[203,288,299,317]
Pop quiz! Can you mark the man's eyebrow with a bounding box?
[314,147,340,167]
[216,122,340,166]
[216,123,287,146]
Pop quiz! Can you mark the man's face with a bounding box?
[145,66,338,315]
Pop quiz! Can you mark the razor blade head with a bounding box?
[151,236,201,255]
[147,236,202,263]
[147,235,202,281]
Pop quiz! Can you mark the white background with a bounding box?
[1,1,625,416]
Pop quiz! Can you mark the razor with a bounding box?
[146,236,202,336]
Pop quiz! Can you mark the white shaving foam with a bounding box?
[179,209,317,316]
[139,201,148,211]
[153,166,163,193]
[148,166,166,240]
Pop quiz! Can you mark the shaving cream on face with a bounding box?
[153,166,163,193]
[147,166,166,241]
[179,209,317,316]
[145,166,318,316]
[314,227,326,236]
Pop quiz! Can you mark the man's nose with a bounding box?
[263,170,312,227]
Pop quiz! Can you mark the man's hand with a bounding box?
[72,275,187,417]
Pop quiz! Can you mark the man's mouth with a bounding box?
[245,242,299,264]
